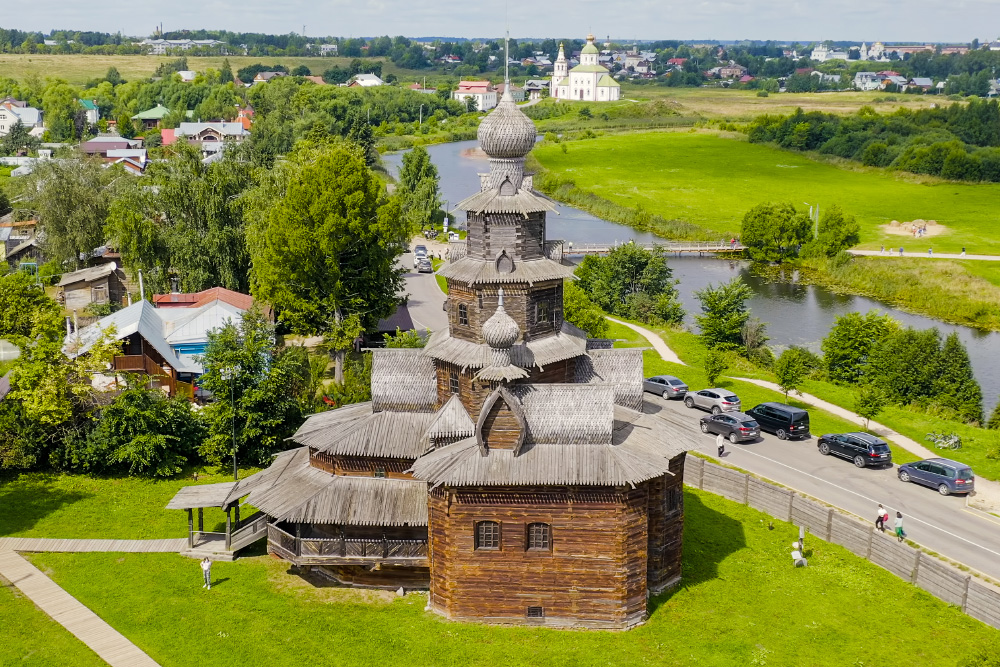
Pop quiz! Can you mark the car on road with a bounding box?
[413,245,428,268]
[416,258,433,273]
[898,458,975,496]
[643,375,688,399]
[684,389,741,414]
[817,432,892,468]
[745,402,810,440]
[700,412,760,443]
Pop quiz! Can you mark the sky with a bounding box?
[5,0,999,43]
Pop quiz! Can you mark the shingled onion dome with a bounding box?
[477,87,537,160]
[475,288,529,382]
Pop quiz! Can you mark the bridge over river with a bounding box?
[564,241,745,255]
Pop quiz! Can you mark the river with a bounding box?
[385,140,1000,414]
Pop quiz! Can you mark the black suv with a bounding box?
[745,403,810,440]
[817,432,892,468]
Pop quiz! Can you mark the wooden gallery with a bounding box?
[227,83,697,629]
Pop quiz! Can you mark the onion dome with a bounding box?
[476,289,529,382]
[477,87,536,159]
[482,289,520,350]
[581,33,599,55]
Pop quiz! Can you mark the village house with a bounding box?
[162,122,249,156]
[79,99,100,125]
[79,136,144,160]
[1,218,40,271]
[57,264,128,312]
[523,79,549,100]
[0,101,44,138]
[409,83,438,95]
[252,71,287,84]
[719,64,749,79]
[131,104,193,130]
[138,38,229,55]
[853,71,881,91]
[495,82,525,102]
[348,73,385,87]
[452,80,498,111]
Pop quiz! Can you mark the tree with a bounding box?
[291,65,312,76]
[384,328,428,348]
[574,243,684,326]
[41,80,81,141]
[247,143,406,382]
[104,66,124,86]
[24,157,118,266]
[0,271,61,339]
[854,384,887,430]
[694,277,753,350]
[821,311,898,384]
[988,400,1000,430]
[741,316,771,365]
[0,119,40,156]
[803,204,861,257]
[704,349,729,386]
[867,327,943,406]
[774,348,806,401]
[740,202,812,262]
[197,307,310,471]
[219,58,234,84]
[87,387,205,477]
[934,332,983,424]
[0,186,12,218]
[563,281,609,338]
[396,145,440,232]
[347,116,377,167]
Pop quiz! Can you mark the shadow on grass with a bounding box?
[648,490,746,615]
[0,474,91,536]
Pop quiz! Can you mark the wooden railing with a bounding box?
[113,354,146,371]
[112,354,186,399]
[267,524,428,563]
[230,514,268,551]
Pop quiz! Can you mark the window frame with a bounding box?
[525,522,551,552]
[475,520,501,551]
[535,300,551,325]
[458,303,469,326]
[449,371,459,395]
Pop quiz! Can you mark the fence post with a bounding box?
[825,508,834,541]
[961,575,972,612]
[864,525,874,559]
[742,474,749,505]
[697,459,705,489]
[912,550,923,584]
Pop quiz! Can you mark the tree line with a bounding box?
[747,100,1000,182]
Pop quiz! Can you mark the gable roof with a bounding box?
[131,104,171,120]
[153,287,254,310]
[57,263,119,287]
[371,348,437,412]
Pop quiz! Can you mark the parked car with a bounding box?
[413,245,428,268]
[898,458,975,496]
[817,432,892,468]
[700,412,760,443]
[643,375,688,399]
[745,402,810,440]
[684,389,741,414]
[416,258,433,273]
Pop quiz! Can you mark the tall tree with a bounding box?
[804,204,861,257]
[574,243,684,325]
[774,348,806,401]
[563,281,609,338]
[740,202,812,263]
[934,332,983,424]
[396,145,440,231]
[694,277,753,350]
[248,143,406,381]
[821,311,898,384]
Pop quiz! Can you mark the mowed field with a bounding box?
[0,53,425,85]
[533,131,1000,254]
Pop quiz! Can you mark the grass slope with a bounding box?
[0,574,106,667]
[533,131,1000,254]
[23,490,999,667]
[0,468,255,540]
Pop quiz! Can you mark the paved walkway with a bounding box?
[0,551,161,667]
[607,317,685,365]
[0,537,187,552]
[849,249,1000,261]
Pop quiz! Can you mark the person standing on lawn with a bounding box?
[201,557,212,590]
[894,512,905,542]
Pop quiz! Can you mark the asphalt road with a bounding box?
[401,252,447,333]
[401,255,1000,580]
[649,391,1000,581]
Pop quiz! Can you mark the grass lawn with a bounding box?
[533,131,1000,255]
[20,489,999,667]
[431,257,448,293]
[0,468,257,540]
[0,573,106,667]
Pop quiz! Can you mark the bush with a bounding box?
[756,90,769,97]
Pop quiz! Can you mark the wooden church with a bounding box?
[242,80,695,629]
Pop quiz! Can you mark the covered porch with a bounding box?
[165,481,268,560]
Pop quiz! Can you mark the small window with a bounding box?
[475,521,500,550]
[665,486,683,517]
[458,304,469,326]
[526,606,544,618]
[526,523,550,550]
[374,467,386,478]
[449,372,459,395]
[535,301,551,324]
[478,294,483,309]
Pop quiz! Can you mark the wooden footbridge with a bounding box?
[564,241,745,255]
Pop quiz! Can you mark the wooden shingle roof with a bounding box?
[290,402,436,459]
[426,394,476,440]
[437,256,575,285]
[424,320,588,370]
[371,348,437,412]
[575,348,645,411]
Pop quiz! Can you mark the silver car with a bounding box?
[684,388,741,414]
[643,375,688,399]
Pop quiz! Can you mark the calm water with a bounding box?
[386,141,1000,413]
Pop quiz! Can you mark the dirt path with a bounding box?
[606,317,684,365]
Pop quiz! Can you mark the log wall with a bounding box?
[308,451,415,479]
[427,482,676,629]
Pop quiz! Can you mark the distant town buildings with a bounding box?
[452,80,498,110]
[0,98,44,138]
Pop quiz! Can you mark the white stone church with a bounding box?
[550,34,621,102]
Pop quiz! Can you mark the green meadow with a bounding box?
[20,489,1000,667]
[533,131,1000,255]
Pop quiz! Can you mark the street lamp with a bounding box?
[419,103,426,126]
[220,365,239,481]
[803,202,819,238]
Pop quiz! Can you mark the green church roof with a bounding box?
[131,104,171,120]
[581,42,599,55]
[597,74,620,87]
[570,64,610,74]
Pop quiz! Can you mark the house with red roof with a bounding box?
[452,80,497,111]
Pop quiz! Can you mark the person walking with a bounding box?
[201,557,212,590]
[899,246,904,257]
[715,432,726,457]
[961,247,967,257]
[880,245,885,255]
[928,248,933,257]
[894,512,905,542]
[875,504,887,532]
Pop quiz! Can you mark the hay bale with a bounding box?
[927,219,938,226]
[890,220,900,227]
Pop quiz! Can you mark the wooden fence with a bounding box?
[684,455,1000,631]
